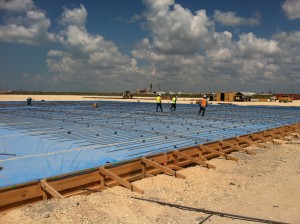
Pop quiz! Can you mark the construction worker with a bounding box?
[26,97,32,106]
[198,95,207,116]
[92,102,98,109]
[170,96,177,111]
[156,94,163,112]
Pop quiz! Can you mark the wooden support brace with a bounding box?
[173,151,216,169]
[282,136,293,141]
[81,188,101,193]
[282,131,292,138]
[141,157,186,179]
[250,133,265,142]
[272,132,285,140]
[265,130,283,141]
[236,136,270,149]
[272,139,283,145]
[220,140,256,155]
[169,164,184,171]
[99,169,106,190]
[141,160,147,178]
[40,179,64,199]
[290,133,299,138]
[197,148,208,161]
[99,167,144,194]
[199,145,238,162]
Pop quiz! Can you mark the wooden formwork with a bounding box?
[0,123,299,213]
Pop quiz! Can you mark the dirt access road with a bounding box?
[1,94,300,107]
[1,137,299,224]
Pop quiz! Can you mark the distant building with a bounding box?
[0,89,12,94]
[274,93,300,100]
[215,92,257,102]
[155,91,166,95]
[167,91,176,95]
[215,92,236,102]
[234,92,256,102]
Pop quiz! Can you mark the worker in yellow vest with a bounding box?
[170,96,177,111]
[156,94,163,112]
[198,95,207,116]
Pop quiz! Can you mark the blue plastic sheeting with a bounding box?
[0,101,299,187]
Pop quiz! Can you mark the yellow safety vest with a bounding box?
[172,97,176,104]
[156,96,161,103]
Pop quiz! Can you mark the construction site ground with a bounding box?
[0,138,299,223]
[0,95,299,224]
[1,94,300,107]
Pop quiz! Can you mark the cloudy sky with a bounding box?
[0,0,299,93]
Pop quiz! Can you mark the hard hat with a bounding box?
[159,94,161,96]
[175,96,177,98]
[203,95,206,97]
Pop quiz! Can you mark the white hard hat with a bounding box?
[203,95,206,97]
[159,94,161,96]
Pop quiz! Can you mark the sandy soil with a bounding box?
[0,95,299,224]
[0,138,299,224]
[0,94,300,107]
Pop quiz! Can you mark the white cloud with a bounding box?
[131,1,298,92]
[60,4,87,31]
[273,31,300,42]
[47,50,67,57]
[237,33,281,56]
[282,0,300,19]
[213,10,260,26]
[0,0,55,44]
[272,31,300,81]
[142,0,213,54]
[45,4,141,91]
[0,0,33,12]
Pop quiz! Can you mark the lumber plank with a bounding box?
[199,145,238,162]
[236,136,270,149]
[219,140,256,155]
[107,160,142,175]
[142,161,146,178]
[168,164,184,171]
[272,139,283,145]
[173,151,215,169]
[250,134,263,142]
[40,179,64,199]
[99,167,144,194]
[49,170,100,191]
[0,183,42,207]
[141,157,186,179]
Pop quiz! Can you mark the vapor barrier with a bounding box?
[0,101,299,187]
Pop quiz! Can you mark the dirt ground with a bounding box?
[1,94,300,107]
[1,136,299,224]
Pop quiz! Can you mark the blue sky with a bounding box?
[0,0,299,93]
